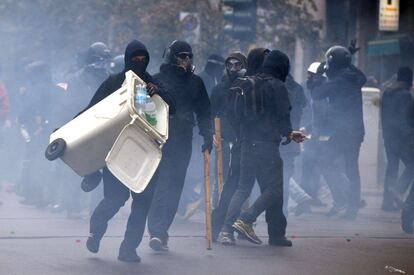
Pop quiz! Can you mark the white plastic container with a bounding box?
[46,70,169,193]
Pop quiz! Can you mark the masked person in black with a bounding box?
[85,40,175,263]
[311,46,366,219]
[199,54,226,96]
[381,67,414,211]
[147,40,213,251]
[218,50,305,246]
[402,98,414,233]
[210,52,248,241]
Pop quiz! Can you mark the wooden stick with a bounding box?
[214,117,224,198]
[203,150,212,250]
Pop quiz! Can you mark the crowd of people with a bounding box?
[0,37,413,263]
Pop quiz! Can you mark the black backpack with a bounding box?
[227,75,272,123]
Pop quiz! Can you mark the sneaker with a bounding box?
[232,219,262,245]
[149,237,169,251]
[86,235,100,253]
[218,232,235,246]
[269,236,293,247]
[294,201,312,216]
[81,171,102,192]
[401,209,414,234]
[118,249,141,263]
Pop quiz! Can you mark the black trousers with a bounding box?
[147,131,193,242]
[212,142,241,240]
[89,168,157,252]
[383,143,414,206]
[222,141,287,238]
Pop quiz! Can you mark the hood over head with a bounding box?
[124,40,150,76]
[246,48,270,76]
[397,67,413,87]
[225,52,247,80]
[259,50,290,82]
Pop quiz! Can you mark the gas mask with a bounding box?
[175,52,195,74]
[226,58,246,80]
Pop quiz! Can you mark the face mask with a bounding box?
[175,52,194,73]
[126,55,147,76]
[226,58,245,79]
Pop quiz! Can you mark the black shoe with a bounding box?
[218,232,235,246]
[81,171,102,192]
[269,236,293,247]
[342,208,358,220]
[310,198,326,207]
[86,235,100,253]
[401,210,414,234]
[232,219,262,245]
[118,249,141,263]
[149,237,169,251]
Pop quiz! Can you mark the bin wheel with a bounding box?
[45,138,66,161]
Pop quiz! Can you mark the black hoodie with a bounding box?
[311,64,366,143]
[85,40,175,114]
[246,48,269,76]
[381,80,413,148]
[241,50,292,143]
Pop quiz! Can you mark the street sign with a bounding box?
[379,0,399,31]
[179,12,200,45]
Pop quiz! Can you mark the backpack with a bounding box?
[227,75,272,123]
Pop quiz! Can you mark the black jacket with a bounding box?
[84,41,175,114]
[311,64,366,143]
[210,75,237,142]
[154,64,212,140]
[381,80,413,148]
[408,100,414,129]
[280,75,307,155]
[239,72,292,143]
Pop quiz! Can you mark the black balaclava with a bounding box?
[167,40,194,75]
[225,52,247,81]
[246,48,270,76]
[205,54,225,78]
[260,50,290,82]
[124,40,150,77]
[397,67,413,87]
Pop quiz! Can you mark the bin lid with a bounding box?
[105,121,162,193]
[125,70,169,144]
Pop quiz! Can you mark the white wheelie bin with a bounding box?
[45,70,169,193]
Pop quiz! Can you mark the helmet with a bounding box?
[86,42,111,64]
[325,46,351,72]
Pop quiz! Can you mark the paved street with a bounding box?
[0,183,413,275]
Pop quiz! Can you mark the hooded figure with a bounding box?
[218,50,298,247]
[246,48,270,76]
[224,52,248,81]
[199,54,225,95]
[311,46,366,219]
[85,40,175,263]
[381,67,414,211]
[146,40,213,252]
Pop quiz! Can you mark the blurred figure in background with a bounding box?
[109,54,125,75]
[381,67,414,212]
[311,45,366,219]
[401,98,414,234]
[199,54,225,96]
[16,61,60,207]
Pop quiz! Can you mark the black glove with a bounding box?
[147,82,160,97]
[202,137,213,153]
[348,39,360,55]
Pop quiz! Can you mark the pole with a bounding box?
[214,117,224,198]
[203,150,212,250]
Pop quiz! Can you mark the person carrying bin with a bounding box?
[79,40,175,262]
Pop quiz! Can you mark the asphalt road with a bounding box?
[1,184,413,275]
